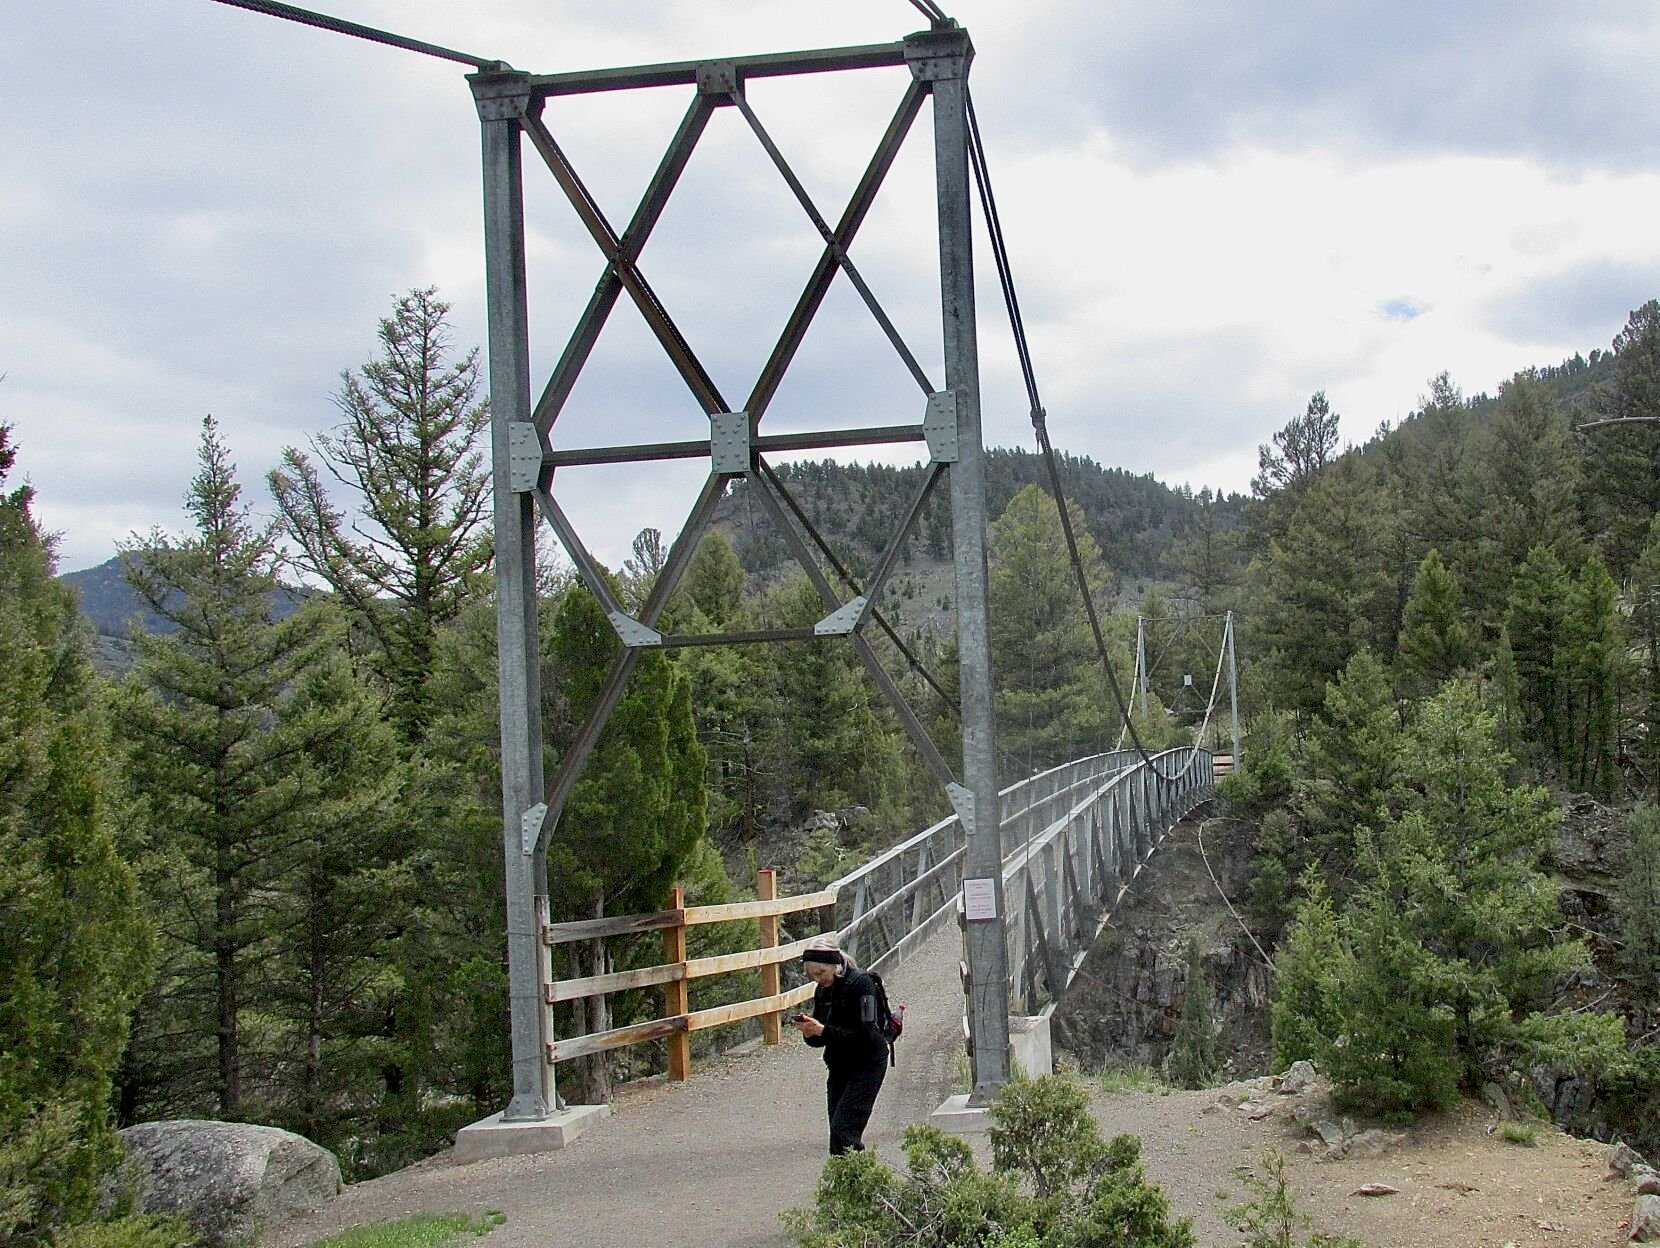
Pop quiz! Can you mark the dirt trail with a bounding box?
[263,923,1637,1248]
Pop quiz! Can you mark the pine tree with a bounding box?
[989,483,1115,771]
[1395,549,1474,698]
[1620,806,1660,1010]
[1165,935,1220,1089]
[1632,519,1660,802]
[1505,545,1570,765]
[263,645,405,1153]
[545,584,709,1102]
[269,286,491,742]
[1293,649,1401,877]
[1251,392,1341,545]
[1563,558,1619,798]
[1582,301,1660,576]
[0,426,154,1242]
[114,418,360,1120]
[1253,457,1390,715]
[1383,682,1599,1081]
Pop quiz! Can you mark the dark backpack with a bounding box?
[869,970,905,1066]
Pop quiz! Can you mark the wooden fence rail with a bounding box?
[540,872,836,1079]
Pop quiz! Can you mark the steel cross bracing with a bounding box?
[472,24,1017,1120]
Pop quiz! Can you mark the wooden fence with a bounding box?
[540,870,835,1081]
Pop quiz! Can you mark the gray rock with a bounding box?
[1610,1142,1649,1178]
[1347,1129,1406,1160]
[1632,1194,1660,1243]
[116,1120,340,1246]
[1278,1060,1317,1095]
[1480,1081,1514,1118]
[1311,1119,1347,1148]
[1636,1168,1660,1197]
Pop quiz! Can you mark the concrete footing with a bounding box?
[453,1104,610,1163]
[930,1010,1056,1132]
[1009,1009,1054,1079]
[929,1093,992,1133]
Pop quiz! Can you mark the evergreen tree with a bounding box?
[1251,392,1340,545]
[1620,805,1660,1010]
[263,645,405,1154]
[1382,683,1601,1082]
[544,584,710,1101]
[114,418,358,1120]
[1475,375,1581,618]
[1562,558,1619,797]
[1292,649,1401,878]
[0,426,154,1242]
[270,286,491,742]
[989,483,1114,771]
[1505,545,1571,764]
[1395,549,1474,697]
[1268,876,1344,1073]
[1165,935,1220,1089]
[1582,301,1660,576]
[1396,373,1487,602]
[1632,519,1660,802]
[1252,457,1389,715]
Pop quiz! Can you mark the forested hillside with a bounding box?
[8,287,1660,1247]
[1212,306,1660,1159]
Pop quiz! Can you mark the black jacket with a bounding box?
[804,967,889,1070]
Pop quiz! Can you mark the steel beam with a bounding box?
[470,41,912,101]
[544,423,925,468]
[921,26,1011,1101]
[474,71,554,1122]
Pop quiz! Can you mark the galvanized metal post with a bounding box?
[475,73,553,1122]
[1135,616,1149,717]
[1226,610,1241,771]
[917,26,1011,1101]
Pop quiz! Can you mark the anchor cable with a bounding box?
[964,86,1198,783]
[207,0,501,70]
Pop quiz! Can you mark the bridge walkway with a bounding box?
[266,920,968,1248]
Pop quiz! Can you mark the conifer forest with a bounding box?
[5,286,1660,1245]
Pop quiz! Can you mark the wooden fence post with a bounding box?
[757,869,781,1045]
[663,886,691,1081]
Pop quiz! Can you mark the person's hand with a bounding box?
[792,1014,824,1037]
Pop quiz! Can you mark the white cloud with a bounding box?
[4,0,1659,571]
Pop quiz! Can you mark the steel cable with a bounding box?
[963,87,1199,783]
[207,0,500,69]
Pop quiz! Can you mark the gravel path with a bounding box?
[264,921,972,1248]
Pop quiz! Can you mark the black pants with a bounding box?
[826,1061,886,1155]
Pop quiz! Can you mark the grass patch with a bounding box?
[1098,1065,1165,1094]
[1499,1121,1539,1146]
[314,1212,504,1248]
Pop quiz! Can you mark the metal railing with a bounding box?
[997,747,1215,1013]
[535,748,1215,1084]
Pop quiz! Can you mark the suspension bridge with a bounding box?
[209,0,1246,1183]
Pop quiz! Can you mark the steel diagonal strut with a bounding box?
[531,94,717,436]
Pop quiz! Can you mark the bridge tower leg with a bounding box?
[1226,610,1242,770]
[922,26,1013,1103]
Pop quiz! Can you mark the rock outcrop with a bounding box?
[115,1120,340,1245]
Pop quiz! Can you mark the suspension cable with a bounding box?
[207,0,502,69]
[963,87,1197,782]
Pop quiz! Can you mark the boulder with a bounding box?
[1632,1194,1660,1243]
[116,1120,340,1245]
[1610,1142,1650,1178]
[1277,1061,1317,1096]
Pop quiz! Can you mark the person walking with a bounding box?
[792,940,888,1155]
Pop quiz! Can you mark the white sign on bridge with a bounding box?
[963,877,999,921]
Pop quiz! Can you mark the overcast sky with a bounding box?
[6,1,1660,574]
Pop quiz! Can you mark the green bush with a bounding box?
[784,1075,1193,1248]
